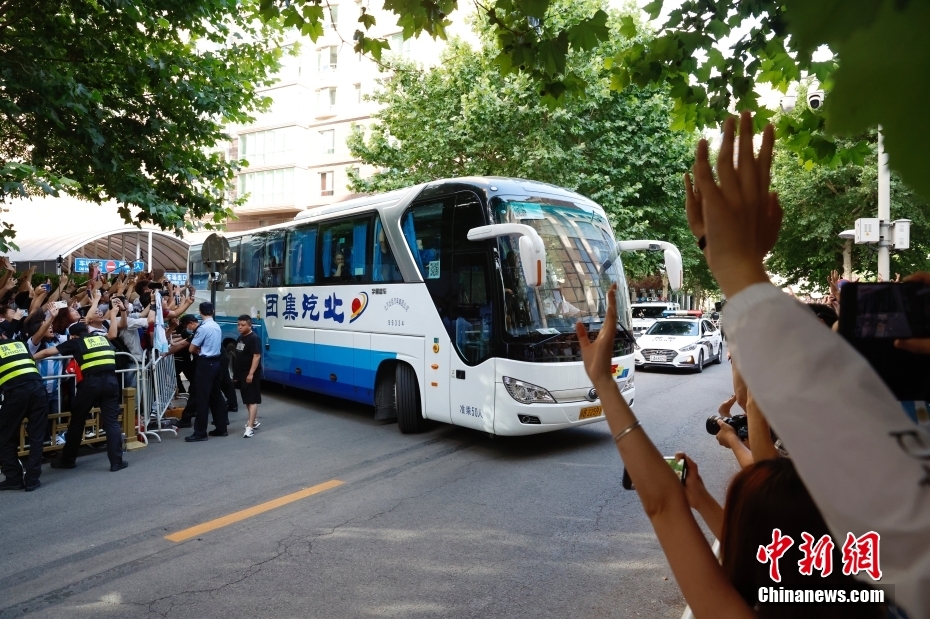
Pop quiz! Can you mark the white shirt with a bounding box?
[725,283,930,617]
[118,315,149,360]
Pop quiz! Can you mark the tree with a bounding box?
[768,132,930,291]
[261,0,930,201]
[346,32,713,291]
[0,1,284,250]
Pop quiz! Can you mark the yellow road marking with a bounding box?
[165,479,344,542]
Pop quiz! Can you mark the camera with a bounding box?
[706,414,749,440]
[807,89,825,111]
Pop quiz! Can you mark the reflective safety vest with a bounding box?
[76,335,116,374]
[0,341,41,389]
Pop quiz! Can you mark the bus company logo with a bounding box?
[611,364,629,379]
[349,292,368,323]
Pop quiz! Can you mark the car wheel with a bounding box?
[694,351,704,373]
[713,343,723,364]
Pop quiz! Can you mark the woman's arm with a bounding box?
[715,421,754,469]
[31,305,58,346]
[578,286,755,619]
[745,393,779,462]
[675,452,724,540]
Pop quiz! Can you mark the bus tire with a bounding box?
[396,363,427,434]
[374,364,398,421]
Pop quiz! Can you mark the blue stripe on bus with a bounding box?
[212,317,394,405]
[263,338,396,406]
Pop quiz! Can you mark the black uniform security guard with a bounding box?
[35,323,128,472]
[0,340,49,491]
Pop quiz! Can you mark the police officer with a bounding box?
[184,302,228,442]
[35,313,128,472]
[0,339,49,491]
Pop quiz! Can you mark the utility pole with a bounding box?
[877,127,891,280]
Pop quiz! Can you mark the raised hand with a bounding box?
[576,283,617,389]
[686,111,782,298]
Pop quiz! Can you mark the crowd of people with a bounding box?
[579,112,928,618]
[0,263,264,493]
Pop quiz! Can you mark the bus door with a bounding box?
[447,252,495,433]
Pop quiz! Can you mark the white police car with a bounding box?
[633,312,723,372]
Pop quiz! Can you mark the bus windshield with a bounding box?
[492,196,631,341]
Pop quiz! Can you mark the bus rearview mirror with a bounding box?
[466,223,547,288]
[615,240,683,292]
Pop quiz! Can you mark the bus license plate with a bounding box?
[579,406,602,420]
[649,355,666,362]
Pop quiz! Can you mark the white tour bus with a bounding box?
[189,177,682,435]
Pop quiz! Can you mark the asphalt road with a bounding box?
[0,355,741,619]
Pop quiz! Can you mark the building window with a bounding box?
[328,5,339,28]
[387,33,412,56]
[238,128,295,167]
[317,46,338,72]
[320,171,334,196]
[354,83,362,104]
[237,167,296,207]
[320,129,335,155]
[317,87,337,112]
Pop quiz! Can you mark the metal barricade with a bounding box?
[16,352,144,456]
[140,350,179,442]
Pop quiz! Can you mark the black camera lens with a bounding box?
[706,415,723,435]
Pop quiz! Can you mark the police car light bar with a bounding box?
[661,310,703,318]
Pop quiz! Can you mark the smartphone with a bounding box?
[53,301,68,309]
[839,282,930,339]
[839,282,930,401]
[622,457,687,490]
[41,284,51,293]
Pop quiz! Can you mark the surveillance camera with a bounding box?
[779,96,797,113]
[807,90,825,111]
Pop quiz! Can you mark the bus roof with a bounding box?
[199,176,602,243]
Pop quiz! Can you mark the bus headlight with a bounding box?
[503,376,556,404]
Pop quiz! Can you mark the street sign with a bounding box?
[74,258,145,273]
[164,272,188,286]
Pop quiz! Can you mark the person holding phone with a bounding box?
[578,285,882,618]
[685,110,923,615]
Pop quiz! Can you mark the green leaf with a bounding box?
[642,0,663,21]
[618,14,637,40]
[568,10,610,51]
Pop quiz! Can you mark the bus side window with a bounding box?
[320,215,370,284]
[239,234,265,288]
[286,224,317,285]
[373,216,403,283]
[189,245,209,290]
[401,200,445,279]
[264,230,285,287]
[225,238,240,289]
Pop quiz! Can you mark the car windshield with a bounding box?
[492,196,631,340]
[632,306,668,319]
[646,321,699,336]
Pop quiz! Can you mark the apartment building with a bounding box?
[225,2,475,232]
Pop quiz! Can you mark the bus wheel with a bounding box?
[374,365,398,421]
[396,363,427,434]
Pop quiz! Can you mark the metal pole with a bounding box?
[877,127,891,280]
[147,231,153,272]
[843,239,853,280]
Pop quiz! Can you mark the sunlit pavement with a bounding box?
[0,354,740,619]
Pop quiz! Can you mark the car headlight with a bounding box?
[679,343,697,351]
[503,376,556,404]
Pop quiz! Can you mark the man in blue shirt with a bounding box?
[184,302,229,442]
